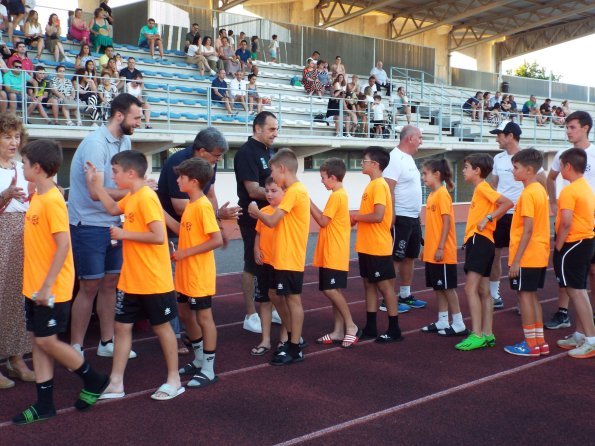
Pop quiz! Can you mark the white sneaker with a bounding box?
[97,340,138,359]
[209,70,216,76]
[63,55,73,63]
[243,313,262,333]
[66,120,75,126]
[271,310,282,325]
[72,344,85,359]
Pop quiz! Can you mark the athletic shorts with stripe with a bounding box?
[425,263,458,290]
[493,213,513,249]
[463,233,495,277]
[509,267,546,292]
[554,238,595,289]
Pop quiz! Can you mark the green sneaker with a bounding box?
[455,333,486,351]
[484,334,496,347]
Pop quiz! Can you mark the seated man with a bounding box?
[229,70,248,112]
[362,75,378,95]
[370,61,390,95]
[235,40,253,73]
[390,86,412,125]
[3,60,29,113]
[184,23,200,53]
[138,18,164,60]
[539,98,552,123]
[521,95,543,125]
[211,69,234,115]
[488,91,501,110]
[462,91,482,120]
[98,45,114,70]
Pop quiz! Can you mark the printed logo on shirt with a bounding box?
[126,211,135,223]
[183,222,192,231]
[47,319,57,328]
[260,157,268,170]
[430,204,436,212]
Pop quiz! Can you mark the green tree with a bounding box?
[507,61,561,81]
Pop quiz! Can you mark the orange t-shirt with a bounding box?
[555,177,595,243]
[272,181,310,272]
[313,188,351,271]
[175,195,220,298]
[23,187,74,303]
[256,205,275,265]
[464,180,501,243]
[509,182,550,267]
[355,177,392,256]
[117,186,174,294]
[423,186,457,264]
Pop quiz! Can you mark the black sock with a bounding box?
[36,379,55,413]
[288,342,300,357]
[364,312,377,335]
[74,361,105,392]
[100,339,113,347]
[191,337,203,345]
[388,315,401,336]
[558,307,568,315]
[284,332,291,343]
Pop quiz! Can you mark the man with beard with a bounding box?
[68,93,143,360]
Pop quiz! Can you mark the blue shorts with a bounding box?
[138,39,149,48]
[71,224,123,280]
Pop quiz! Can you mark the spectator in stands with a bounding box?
[202,36,223,73]
[481,91,492,121]
[73,68,101,125]
[184,23,200,53]
[521,94,543,125]
[392,86,412,125]
[100,0,113,24]
[355,93,369,137]
[539,98,552,123]
[98,45,114,70]
[215,28,226,52]
[139,18,164,60]
[0,72,8,113]
[0,38,12,63]
[347,74,360,95]
[219,36,240,76]
[0,4,7,38]
[308,50,320,64]
[330,56,345,79]
[45,13,70,63]
[118,56,141,91]
[3,60,29,113]
[114,53,124,71]
[371,94,386,138]
[268,34,279,63]
[102,57,119,88]
[462,91,482,120]
[488,91,501,109]
[500,94,511,118]
[125,72,151,128]
[75,43,95,70]
[317,60,331,93]
[552,106,566,126]
[364,75,378,95]
[239,31,246,44]
[6,0,26,45]
[7,42,33,71]
[246,73,263,114]
[302,59,323,97]
[250,35,259,60]
[211,68,234,115]
[332,73,347,92]
[186,34,213,76]
[370,61,390,95]
[47,65,76,125]
[561,99,570,116]
[97,72,118,120]
[69,8,90,45]
[326,88,354,137]
[227,29,235,49]
[23,9,44,60]
[229,70,248,112]
[235,39,253,73]
[84,59,98,90]
[363,85,374,104]
[508,94,519,119]
[26,65,51,123]
[89,7,112,53]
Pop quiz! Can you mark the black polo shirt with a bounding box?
[119,67,142,81]
[234,136,272,227]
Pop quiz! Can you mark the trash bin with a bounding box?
[501,81,509,93]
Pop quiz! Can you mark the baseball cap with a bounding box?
[489,120,522,137]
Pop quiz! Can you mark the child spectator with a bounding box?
[352,147,402,343]
[457,154,513,351]
[420,159,467,336]
[246,73,263,114]
[371,94,385,138]
[86,150,184,401]
[268,34,279,62]
[248,148,310,365]
[126,73,152,129]
[168,158,223,386]
[504,148,550,357]
[26,65,52,124]
[13,140,108,425]
[250,35,259,60]
[553,148,595,359]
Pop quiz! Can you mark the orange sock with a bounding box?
[534,322,545,345]
[523,324,537,347]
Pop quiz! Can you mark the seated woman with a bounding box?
[84,59,98,91]
[326,89,355,137]
[45,13,70,63]
[246,73,263,114]
[561,99,570,117]
[126,72,152,129]
[24,10,44,60]
[102,57,119,87]
[47,65,77,125]
[186,34,213,76]
[355,93,369,137]
[500,94,512,119]
[317,60,331,93]
[333,74,356,132]
[201,36,223,73]
[302,59,323,97]
[73,68,101,125]
[219,36,240,76]
[89,7,112,53]
[347,75,360,96]
[552,106,566,126]
[69,8,90,44]
[330,56,346,79]
[75,43,95,70]
[391,86,412,125]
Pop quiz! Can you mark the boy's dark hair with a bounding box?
[559,148,587,174]
[110,93,143,118]
[363,146,390,171]
[373,94,382,101]
[272,34,277,39]
[320,157,346,181]
[423,158,454,191]
[21,139,62,177]
[174,158,213,189]
[265,175,276,186]
[111,150,147,178]
[269,147,298,173]
[510,147,543,173]
[565,110,593,135]
[463,153,493,178]
[252,111,276,132]
[55,64,65,72]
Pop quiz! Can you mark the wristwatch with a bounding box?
[486,213,493,222]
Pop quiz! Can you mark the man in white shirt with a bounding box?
[370,61,390,96]
[381,125,427,313]
[229,71,248,112]
[545,110,595,331]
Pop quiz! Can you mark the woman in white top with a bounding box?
[0,113,35,389]
[126,73,152,129]
[45,13,70,63]
[24,9,44,59]
[75,43,95,70]
[186,34,213,76]
[201,36,223,73]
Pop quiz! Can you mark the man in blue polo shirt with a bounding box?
[211,69,234,115]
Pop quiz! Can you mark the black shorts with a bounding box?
[255,262,275,302]
[177,293,213,310]
[358,253,396,283]
[115,291,177,326]
[371,119,384,125]
[239,223,258,275]
[464,233,495,277]
[509,267,546,292]
[392,216,422,261]
[493,213,513,249]
[274,269,304,296]
[425,263,458,290]
[591,227,595,264]
[25,299,71,338]
[318,267,348,291]
[554,238,595,289]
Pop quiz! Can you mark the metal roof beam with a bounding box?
[316,0,400,28]
[215,0,251,11]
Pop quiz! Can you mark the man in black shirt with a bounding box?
[234,111,278,332]
[118,57,142,90]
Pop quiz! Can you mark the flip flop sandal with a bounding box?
[316,334,341,345]
[150,383,185,401]
[12,405,56,425]
[75,375,110,411]
[251,345,270,356]
[341,328,362,349]
[421,322,441,333]
[438,326,470,337]
[179,362,201,375]
[187,372,219,389]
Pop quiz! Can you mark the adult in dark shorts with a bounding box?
[234,111,278,332]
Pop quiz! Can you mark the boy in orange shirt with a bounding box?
[553,148,595,359]
[311,158,360,348]
[167,158,223,386]
[504,148,550,357]
[352,146,402,343]
[248,148,310,365]
[14,140,108,425]
[458,154,513,351]
[87,151,184,400]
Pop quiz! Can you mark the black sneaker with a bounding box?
[375,332,404,344]
[270,349,304,366]
[493,297,504,309]
[274,338,307,355]
[544,311,571,330]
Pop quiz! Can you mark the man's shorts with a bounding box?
[392,216,422,261]
[554,238,595,289]
[493,213,513,249]
[464,233,495,277]
[115,291,177,326]
[71,224,122,280]
[425,262,457,290]
[255,262,275,302]
[25,299,70,338]
[177,293,213,310]
[509,267,546,292]
[591,227,595,264]
[358,253,396,283]
[239,223,258,275]
[274,269,304,296]
[319,267,348,291]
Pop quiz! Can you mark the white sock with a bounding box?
[575,331,586,341]
[586,336,595,345]
[436,311,449,329]
[400,286,411,298]
[192,339,204,367]
[489,281,500,299]
[201,351,216,379]
[451,313,465,330]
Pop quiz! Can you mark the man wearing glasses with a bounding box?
[3,60,29,113]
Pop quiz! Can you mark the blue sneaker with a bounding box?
[378,299,410,313]
[398,295,427,309]
[503,340,540,357]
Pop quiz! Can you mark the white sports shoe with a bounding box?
[243,313,262,333]
[72,344,85,359]
[97,340,138,359]
[271,310,282,325]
